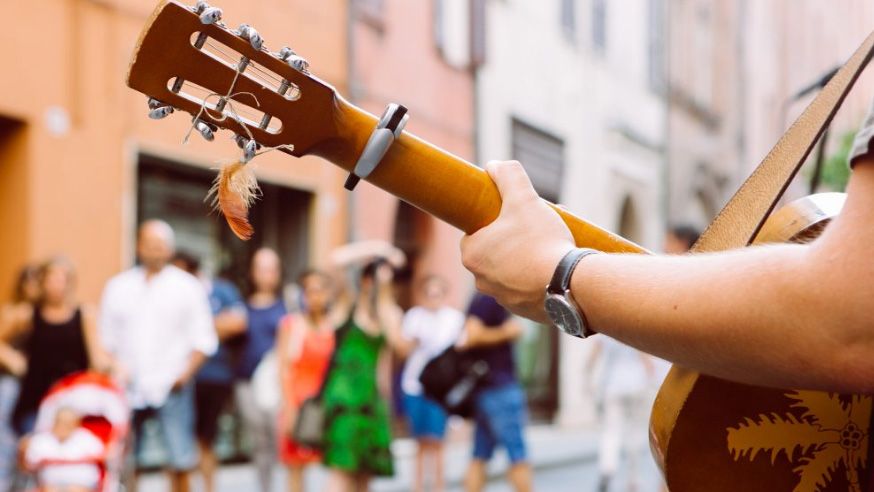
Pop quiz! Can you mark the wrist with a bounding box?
[544,248,600,338]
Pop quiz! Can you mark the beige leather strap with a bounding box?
[692,31,874,253]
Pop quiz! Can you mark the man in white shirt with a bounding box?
[99,220,216,492]
[399,275,464,492]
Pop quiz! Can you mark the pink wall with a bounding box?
[350,1,475,308]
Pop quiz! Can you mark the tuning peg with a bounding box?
[278,47,296,61]
[199,6,222,25]
[149,106,174,120]
[234,134,260,162]
[237,24,263,51]
[287,54,309,73]
[193,1,209,13]
[194,120,215,141]
[243,140,258,162]
[148,98,165,110]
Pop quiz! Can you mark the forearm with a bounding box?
[180,351,208,383]
[466,319,520,348]
[575,242,871,391]
[215,311,247,340]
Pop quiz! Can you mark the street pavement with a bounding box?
[139,425,665,491]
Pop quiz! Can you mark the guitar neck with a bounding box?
[311,98,647,254]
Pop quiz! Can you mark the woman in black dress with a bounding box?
[0,257,108,435]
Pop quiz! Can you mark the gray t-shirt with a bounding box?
[850,99,874,166]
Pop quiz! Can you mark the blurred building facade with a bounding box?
[0,0,351,302]
[348,0,476,309]
[666,0,874,229]
[475,0,667,424]
[0,0,473,306]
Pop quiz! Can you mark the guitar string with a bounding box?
[182,55,294,160]
[204,40,286,88]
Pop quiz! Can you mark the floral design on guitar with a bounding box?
[727,391,871,492]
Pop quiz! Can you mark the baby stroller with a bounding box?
[23,371,129,492]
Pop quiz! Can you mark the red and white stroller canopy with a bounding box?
[34,372,129,435]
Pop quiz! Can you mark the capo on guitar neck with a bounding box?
[344,103,409,191]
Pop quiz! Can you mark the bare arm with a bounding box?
[173,351,208,391]
[0,304,31,376]
[326,240,406,325]
[276,317,295,407]
[214,310,247,341]
[460,316,522,349]
[79,305,114,373]
[461,160,874,393]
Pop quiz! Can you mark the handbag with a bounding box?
[419,345,489,418]
[290,321,349,450]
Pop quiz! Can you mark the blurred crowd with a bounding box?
[0,219,698,492]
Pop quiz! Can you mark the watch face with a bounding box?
[544,294,584,338]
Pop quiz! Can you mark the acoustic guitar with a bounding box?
[125,3,872,490]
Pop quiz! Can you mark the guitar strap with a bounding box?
[691,30,874,253]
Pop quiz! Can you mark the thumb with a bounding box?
[485,161,540,207]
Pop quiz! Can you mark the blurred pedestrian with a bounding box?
[399,275,464,492]
[587,337,656,492]
[100,220,216,492]
[172,252,247,492]
[663,225,700,254]
[1,257,107,436]
[0,265,40,491]
[236,247,286,492]
[276,269,335,492]
[321,241,408,492]
[458,293,531,492]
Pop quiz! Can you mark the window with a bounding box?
[647,0,666,92]
[511,119,565,203]
[591,0,607,54]
[561,0,576,39]
[355,0,385,29]
[136,155,312,287]
[433,0,445,51]
[470,0,487,66]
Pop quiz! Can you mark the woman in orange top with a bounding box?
[277,270,335,492]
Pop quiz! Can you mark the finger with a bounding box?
[485,161,540,207]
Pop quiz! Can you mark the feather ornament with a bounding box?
[208,160,260,240]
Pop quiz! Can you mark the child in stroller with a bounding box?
[20,372,129,492]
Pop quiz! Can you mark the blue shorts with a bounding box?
[403,393,448,440]
[132,383,198,471]
[472,382,528,464]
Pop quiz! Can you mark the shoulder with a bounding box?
[5,302,34,325]
[403,306,425,321]
[213,278,242,299]
[78,304,97,324]
[104,268,137,291]
[442,306,465,321]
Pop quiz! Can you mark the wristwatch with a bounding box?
[544,248,599,338]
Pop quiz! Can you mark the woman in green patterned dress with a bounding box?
[321,243,411,492]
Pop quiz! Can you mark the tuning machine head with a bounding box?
[194,1,222,24]
[234,134,260,162]
[194,119,217,141]
[237,24,263,51]
[277,46,309,73]
[147,98,175,119]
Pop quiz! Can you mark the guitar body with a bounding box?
[651,193,873,492]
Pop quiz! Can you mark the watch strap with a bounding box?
[548,248,599,294]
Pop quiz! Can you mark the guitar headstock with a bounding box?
[127,0,340,156]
